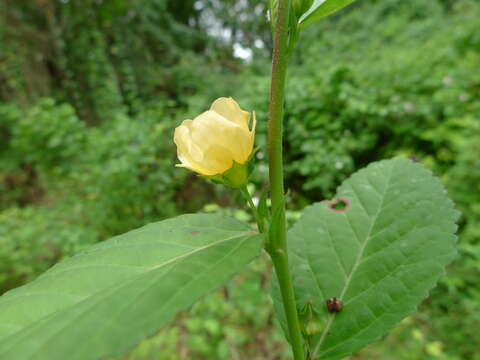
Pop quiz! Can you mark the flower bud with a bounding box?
[174,97,256,187]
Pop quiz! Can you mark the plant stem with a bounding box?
[268,1,305,359]
[240,186,265,233]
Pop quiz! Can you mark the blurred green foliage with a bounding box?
[0,0,479,358]
[10,99,86,171]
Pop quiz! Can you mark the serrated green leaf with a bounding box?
[274,158,458,359]
[298,0,358,29]
[0,214,262,360]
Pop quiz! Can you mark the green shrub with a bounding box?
[238,0,480,201]
[10,98,86,173]
[1,99,88,208]
[72,111,184,235]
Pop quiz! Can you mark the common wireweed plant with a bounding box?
[0,1,458,359]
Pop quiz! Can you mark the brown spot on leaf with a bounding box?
[328,197,350,212]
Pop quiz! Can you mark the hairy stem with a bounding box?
[268,1,305,359]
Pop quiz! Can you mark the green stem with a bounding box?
[240,186,265,233]
[268,1,305,359]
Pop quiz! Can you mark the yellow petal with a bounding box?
[201,143,235,175]
[173,97,256,177]
[174,120,211,175]
[210,97,251,130]
[191,110,252,164]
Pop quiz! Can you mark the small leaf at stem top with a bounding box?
[298,0,359,29]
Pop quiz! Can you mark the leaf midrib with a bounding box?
[32,234,253,359]
[0,231,254,345]
[313,163,395,357]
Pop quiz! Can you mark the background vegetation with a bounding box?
[1,0,479,358]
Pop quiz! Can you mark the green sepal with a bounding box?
[298,300,314,334]
[206,175,225,185]
[202,157,254,189]
[266,200,285,253]
[223,161,249,188]
[298,300,325,355]
[258,189,269,221]
[299,301,324,335]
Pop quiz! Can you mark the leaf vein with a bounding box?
[313,162,396,356]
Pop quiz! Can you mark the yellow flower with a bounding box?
[174,97,256,179]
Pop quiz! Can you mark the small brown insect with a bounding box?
[326,297,343,313]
